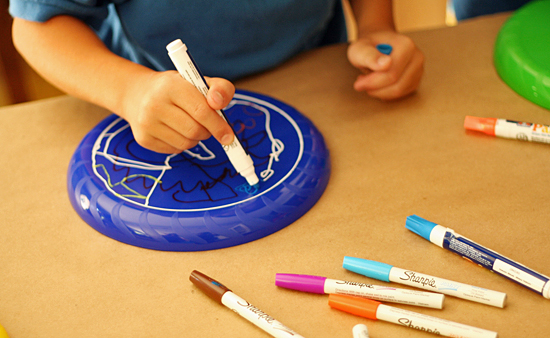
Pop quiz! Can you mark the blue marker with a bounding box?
[376,44,393,55]
[343,256,507,307]
[406,215,550,299]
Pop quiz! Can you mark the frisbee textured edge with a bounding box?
[67,90,331,251]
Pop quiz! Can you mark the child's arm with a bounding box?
[12,15,235,154]
[347,0,425,100]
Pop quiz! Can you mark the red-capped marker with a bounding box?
[464,116,550,144]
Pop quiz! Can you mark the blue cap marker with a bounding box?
[376,44,393,55]
[406,215,550,299]
[405,214,438,242]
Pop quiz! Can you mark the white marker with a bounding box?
[166,39,259,186]
[275,273,445,309]
[343,257,507,308]
[353,324,370,338]
[330,294,498,338]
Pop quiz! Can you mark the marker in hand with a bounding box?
[376,44,393,55]
[167,39,259,186]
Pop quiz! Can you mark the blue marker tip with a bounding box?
[405,215,438,241]
[376,44,393,55]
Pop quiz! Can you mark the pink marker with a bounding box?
[276,273,444,309]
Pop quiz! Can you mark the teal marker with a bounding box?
[343,256,507,307]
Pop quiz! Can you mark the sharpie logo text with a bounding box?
[400,271,437,289]
[236,299,275,323]
[235,299,299,335]
[398,318,441,335]
[335,281,374,289]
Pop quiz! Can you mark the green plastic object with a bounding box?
[494,0,550,110]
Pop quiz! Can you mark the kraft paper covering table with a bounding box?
[1,13,548,338]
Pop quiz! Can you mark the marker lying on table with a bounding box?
[406,215,550,299]
[167,39,259,186]
[352,324,370,338]
[329,294,498,338]
[343,257,506,307]
[464,116,550,145]
[190,270,305,338]
[275,273,444,309]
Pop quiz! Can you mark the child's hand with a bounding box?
[347,30,424,100]
[119,71,236,154]
[12,16,235,155]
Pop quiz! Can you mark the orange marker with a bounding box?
[328,294,497,338]
[464,116,550,144]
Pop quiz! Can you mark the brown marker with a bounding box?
[190,270,305,338]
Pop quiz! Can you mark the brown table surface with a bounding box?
[1,13,549,338]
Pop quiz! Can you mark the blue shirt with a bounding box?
[10,0,347,80]
[453,0,530,20]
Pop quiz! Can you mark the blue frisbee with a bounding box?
[67,90,331,251]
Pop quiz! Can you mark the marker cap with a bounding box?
[275,274,327,294]
[376,44,393,55]
[352,324,369,338]
[464,116,497,136]
[166,39,186,54]
[328,294,380,320]
[343,257,392,282]
[406,215,438,241]
[189,270,230,304]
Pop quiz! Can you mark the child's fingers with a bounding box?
[347,39,392,73]
[170,77,235,146]
[360,50,424,100]
[132,123,200,154]
[206,77,235,110]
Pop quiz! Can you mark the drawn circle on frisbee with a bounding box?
[67,90,331,251]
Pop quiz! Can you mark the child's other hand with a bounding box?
[120,71,235,154]
[347,30,424,100]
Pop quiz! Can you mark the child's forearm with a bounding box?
[12,15,236,155]
[12,15,153,117]
[348,0,395,36]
